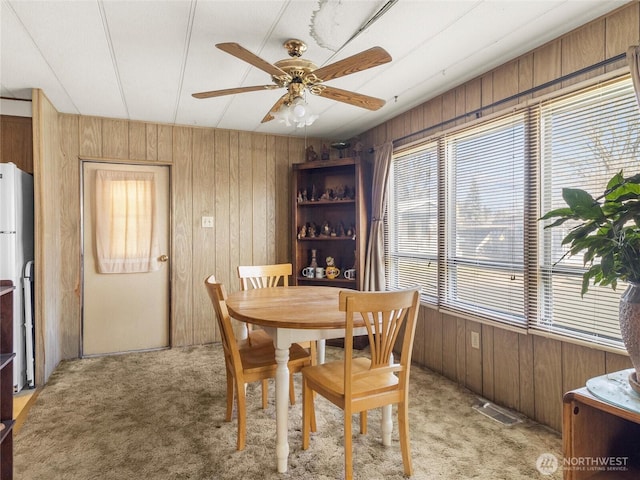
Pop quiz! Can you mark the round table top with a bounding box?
[226,285,349,329]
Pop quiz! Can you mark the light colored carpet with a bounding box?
[14,345,562,479]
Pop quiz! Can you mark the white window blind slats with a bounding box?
[536,78,640,347]
[443,114,526,325]
[386,75,639,348]
[386,144,438,301]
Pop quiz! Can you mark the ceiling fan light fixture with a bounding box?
[273,96,318,128]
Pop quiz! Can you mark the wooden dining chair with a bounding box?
[204,275,313,451]
[237,263,316,407]
[301,287,421,480]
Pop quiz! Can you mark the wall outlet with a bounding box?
[201,216,214,228]
[471,331,480,349]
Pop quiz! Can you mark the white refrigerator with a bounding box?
[0,162,35,392]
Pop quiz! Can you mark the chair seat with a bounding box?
[302,357,399,398]
[238,328,272,350]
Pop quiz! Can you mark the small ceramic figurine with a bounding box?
[306,145,318,162]
[321,144,330,161]
[308,222,317,238]
[311,184,317,202]
[325,256,341,279]
[297,190,303,203]
[352,140,363,158]
[321,221,331,236]
[298,225,307,239]
[320,188,333,201]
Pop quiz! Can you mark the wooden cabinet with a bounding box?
[563,386,640,480]
[1,280,15,480]
[291,157,368,291]
[0,115,33,174]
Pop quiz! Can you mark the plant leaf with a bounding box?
[539,207,574,221]
[562,188,603,220]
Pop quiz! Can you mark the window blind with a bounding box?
[386,143,439,301]
[385,74,638,349]
[536,78,640,347]
[441,114,526,325]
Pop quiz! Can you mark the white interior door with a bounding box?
[82,162,170,356]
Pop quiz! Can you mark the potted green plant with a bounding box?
[540,170,640,389]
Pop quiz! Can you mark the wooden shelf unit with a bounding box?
[563,387,640,480]
[1,280,15,480]
[291,157,369,348]
[291,157,367,291]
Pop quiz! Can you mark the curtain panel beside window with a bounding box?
[95,169,160,274]
[628,45,640,110]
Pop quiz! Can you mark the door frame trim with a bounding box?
[79,158,172,357]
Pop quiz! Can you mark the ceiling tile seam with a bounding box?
[222,0,291,130]
[172,0,197,125]
[387,0,572,105]
[98,0,129,118]
[2,0,80,110]
[315,0,486,106]
[319,0,399,67]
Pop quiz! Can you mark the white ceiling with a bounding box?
[0,0,630,140]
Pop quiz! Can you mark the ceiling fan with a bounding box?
[192,39,392,124]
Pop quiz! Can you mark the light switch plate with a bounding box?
[201,216,214,228]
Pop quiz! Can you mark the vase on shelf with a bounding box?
[310,249,318,269]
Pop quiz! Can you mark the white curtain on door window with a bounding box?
[95,169,159,274]
[629,45,640,109]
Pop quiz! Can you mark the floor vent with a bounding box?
[472,400,522,426]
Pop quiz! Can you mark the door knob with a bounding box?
[159,254,169,262]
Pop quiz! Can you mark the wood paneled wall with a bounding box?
[361,2,640,432]
[31,89,325,386]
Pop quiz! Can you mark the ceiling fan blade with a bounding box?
[192,84,279,99]
[317,86,385,110]
[311,47,391,82]
[216,42,288,77]
[261,94,289,123]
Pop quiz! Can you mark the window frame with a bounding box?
[384,73,639,351]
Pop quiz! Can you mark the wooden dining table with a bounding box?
[225,285,393,474]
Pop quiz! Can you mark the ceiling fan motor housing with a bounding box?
[283,39,307,57]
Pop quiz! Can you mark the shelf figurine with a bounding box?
[352,140,363,158]
[306,145,318,162]
[321,144,330,161]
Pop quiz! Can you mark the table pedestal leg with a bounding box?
[275,347,290,473]
[317,339,326,364]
